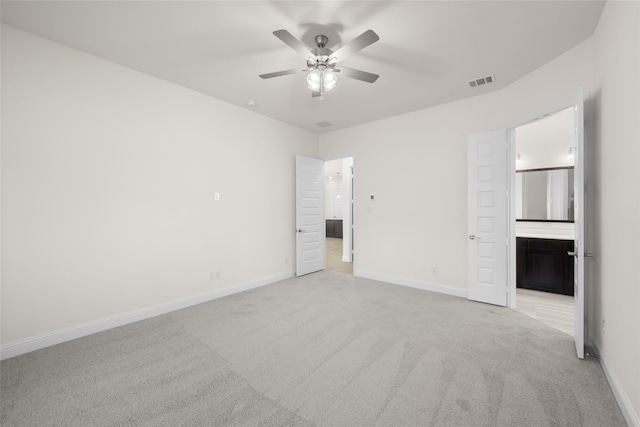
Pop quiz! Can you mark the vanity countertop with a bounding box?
[516,233,574,240]
[516,221,574,241]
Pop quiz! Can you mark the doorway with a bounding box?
[468,89,585,358]
[324,157,354,275]
[512,106,576,336]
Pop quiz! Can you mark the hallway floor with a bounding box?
[325,237,353,275]
[515,288,574,336]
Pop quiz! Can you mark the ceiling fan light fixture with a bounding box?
[323,69,337,91]
[307,66,337,94]
[307,68,322,91]
[261,29,378,98]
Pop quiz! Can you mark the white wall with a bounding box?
[319,38,595,296]
[591,1,640,423]
[515,107,575,170]
[319,4,640,420]
[1,26,318,347]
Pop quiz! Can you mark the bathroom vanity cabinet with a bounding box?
[325,219,343,238]
[516,237,574,296]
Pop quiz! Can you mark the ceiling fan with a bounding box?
[259,29,379,98]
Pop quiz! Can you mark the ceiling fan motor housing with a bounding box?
[310,35,334,67]
[314,34,328,48]
[312,49,333,63]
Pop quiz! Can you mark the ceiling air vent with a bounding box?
[468,75,495,88]
[315,121,334,128]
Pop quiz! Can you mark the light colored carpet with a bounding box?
[1,271,625,426]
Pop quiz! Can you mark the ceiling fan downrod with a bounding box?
[314,35,328,48]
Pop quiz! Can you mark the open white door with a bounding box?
[295,155,325,276]
[468,130,508,306]
[571,88,586,359]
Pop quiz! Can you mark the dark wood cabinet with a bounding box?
[326,219,343,238]
[516,237,574,296]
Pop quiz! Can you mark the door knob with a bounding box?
[297,229,304,233]
[568,251,576,257]
[469,235,480,240]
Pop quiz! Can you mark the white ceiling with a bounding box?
[1,1,605,134]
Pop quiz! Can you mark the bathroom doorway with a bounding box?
[324,157,354,275]
[513,106,576,336]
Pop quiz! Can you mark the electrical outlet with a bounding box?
[602,318,605,334]
[209,271,221,280]
[432,266,438,275]
[284,257,289,265]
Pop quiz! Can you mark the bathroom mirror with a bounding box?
[516,167,574,221]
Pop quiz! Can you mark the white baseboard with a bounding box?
[354,269,468,299]
[590,335,640,427]
[0,271,295,361]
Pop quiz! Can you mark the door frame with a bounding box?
[506,98,579,309]
[323,154,356,273]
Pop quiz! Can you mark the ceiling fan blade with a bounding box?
[259,68,304,79]
[338,66,379,83]
[273,29,316,60]
[331,30,379,61]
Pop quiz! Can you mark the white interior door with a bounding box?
[296,155,325,276]
[468,130,508,306]
[572,88,586,359]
